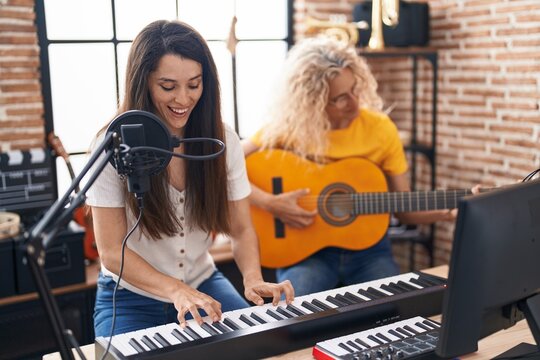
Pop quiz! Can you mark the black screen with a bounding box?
[436,179,540,358]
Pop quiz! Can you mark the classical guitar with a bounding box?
[246,149,475,268]
[47,132,99,261]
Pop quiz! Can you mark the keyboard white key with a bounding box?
[110,333,137,356]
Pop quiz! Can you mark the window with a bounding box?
[36,0,292,195]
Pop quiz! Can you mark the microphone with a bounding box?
[106,110,174,200]
[105,110,226,202]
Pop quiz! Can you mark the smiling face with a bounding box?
[149,54,203,136]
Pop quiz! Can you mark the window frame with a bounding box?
[35,0,294,197]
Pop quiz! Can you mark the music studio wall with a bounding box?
[1,0,539,268]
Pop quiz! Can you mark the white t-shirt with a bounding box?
[86,124,251,302]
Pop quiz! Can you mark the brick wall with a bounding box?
[0,0,43,152]
[1,0,539,269]
[299,0,540,270]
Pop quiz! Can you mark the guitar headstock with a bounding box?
[47,132,69,162]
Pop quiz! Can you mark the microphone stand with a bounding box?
[23,131,118,360]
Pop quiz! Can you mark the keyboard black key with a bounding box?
[141,335,158,350]
[213,322,232,333]
[250,312,268,324]
[286,304,307,316]
[415,321,432,331]
[367,334,384,345]
[387,282,408,293]
[222,317,241,330]
[128,338,146,353]
[418,274,443,286]
[346,340,363,351]
[312,299,332,311]
[153,333,171,347]
[388,329,405,340]
[397,281,418,291]
[201,322,220,335]
[376,332,392,342]
[239,314,256,326]
[266,309,284,321]
[395,327,413,337]
[409,277,431,288]
[343,291,365,303]
[326,295,348,307]
[354,338,372,349]
[301,300,323,313]
[171,328,190,343]
[404,325,419,335]
[338,342,355,353]
[431,276,446,286]
[366,287,390,298]
[423,319,441,328]
[276,306,295,318]
[335,293,355,305]
[379,284,399,295]
[183,326,202,340]
[358,289,378,300]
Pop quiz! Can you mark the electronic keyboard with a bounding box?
[313,316,441,360]
[95,271,446,360]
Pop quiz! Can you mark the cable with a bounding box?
[129,136,225,161]
[522,168,540,182]
[99,207,144,360]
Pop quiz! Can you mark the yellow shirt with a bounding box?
[251,108,408,176]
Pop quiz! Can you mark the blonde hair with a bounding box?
[260,37,382,162]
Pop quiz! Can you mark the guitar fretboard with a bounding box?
[352,189,473,215]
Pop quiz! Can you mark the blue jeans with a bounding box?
[276,236,399,296]
[94,270,249,337]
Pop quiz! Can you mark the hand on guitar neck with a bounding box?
[47,132,99,261]
[439,184,482,221]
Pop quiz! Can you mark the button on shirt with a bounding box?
[86,125,251,302]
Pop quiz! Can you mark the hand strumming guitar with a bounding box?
[255,187,317,229]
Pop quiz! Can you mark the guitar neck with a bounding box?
[352,189,473,215]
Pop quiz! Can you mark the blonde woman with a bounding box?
[243,37,459,296]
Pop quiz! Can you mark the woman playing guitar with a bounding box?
[242,37,480,296]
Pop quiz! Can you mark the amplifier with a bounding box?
[353,0,430,47]
[14,221,86,294]
[0,237,16,298]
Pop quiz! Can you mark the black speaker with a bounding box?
[0,291,91,360]
[0,238,16,298]
[353,0,429,47]
[14,221,86,294]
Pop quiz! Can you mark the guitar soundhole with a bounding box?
[318,183,356,227]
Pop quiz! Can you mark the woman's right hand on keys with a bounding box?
[171,283,222,327]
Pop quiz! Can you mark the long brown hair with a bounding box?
[114,20,230,238]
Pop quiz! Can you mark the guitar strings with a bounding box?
[294,190,471,212]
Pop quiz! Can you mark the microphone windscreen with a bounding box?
[105,110,173,177]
